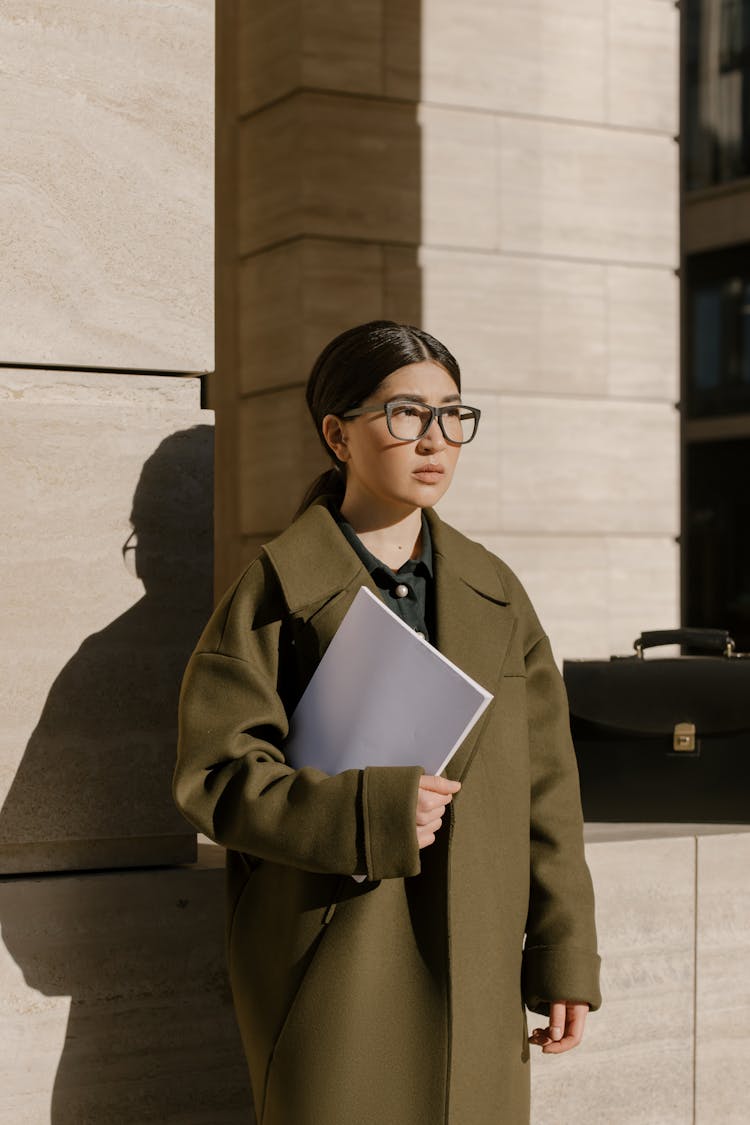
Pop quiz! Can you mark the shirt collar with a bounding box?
[333,506,433,580]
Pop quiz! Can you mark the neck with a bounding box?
[338,493,423,563]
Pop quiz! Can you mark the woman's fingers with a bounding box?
[416,776,461,849]
[528,1002,589,1054]
[415,806,447,828]
[418,816,444,833]
[543,1004,587,1053]
[419,775,461,795]
[548,1001,566,1042]
[415,795,451,823]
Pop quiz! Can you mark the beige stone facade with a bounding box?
[215,0,681,664]
[2,2,749,1123]
[0,2,251,1120]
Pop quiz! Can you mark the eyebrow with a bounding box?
[384,392,462,404]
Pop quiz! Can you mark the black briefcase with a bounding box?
[563,628,750,823]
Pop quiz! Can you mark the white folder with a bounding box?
[283,585,494,777]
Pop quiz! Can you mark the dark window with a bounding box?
[685,0,750,190]
[685,437,750,649]
[686,243,750,416]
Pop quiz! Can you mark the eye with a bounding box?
[443,406,462,418]
[391,403,422,417]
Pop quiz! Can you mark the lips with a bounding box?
[413,464,444,478]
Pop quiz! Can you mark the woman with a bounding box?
[173,321,601,1125]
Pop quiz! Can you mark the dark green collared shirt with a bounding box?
[333,507,434,643]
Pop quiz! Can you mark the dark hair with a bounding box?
[294,320,461,519]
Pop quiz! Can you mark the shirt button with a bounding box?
[394,583,410,598]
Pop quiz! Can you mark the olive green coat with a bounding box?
[173,494,601,1125]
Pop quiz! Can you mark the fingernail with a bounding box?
[550,1027,563,1041]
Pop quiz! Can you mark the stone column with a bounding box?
[214,0,423,593]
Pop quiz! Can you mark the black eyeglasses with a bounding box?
[340,400,481,444]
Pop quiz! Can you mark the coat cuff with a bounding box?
[521,945,602,1016]
[360,765,424,880]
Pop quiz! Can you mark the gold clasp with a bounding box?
[673,722,696,752]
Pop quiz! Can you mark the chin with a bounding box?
[405,481,449,506]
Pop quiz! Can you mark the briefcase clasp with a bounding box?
[673,722,696,752]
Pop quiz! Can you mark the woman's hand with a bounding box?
[528,1001,589,1054]
[416,775,461,849]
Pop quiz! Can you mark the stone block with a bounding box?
[0,368,202,409]
[386,0,677,135]
[530,836,695,1124]
[608,0,679,134]
[400,0,606,122]
[237,0,301,112]
[238,96,301,255]
[238,0,384,113]
[695,833,750,1123]
[436,394,679,536]
[495,116,678,266]
[0,0,213,371]
[385,248,678,403]
[382,0,421,101]
[238,92,420,253]
[387,246,608,396]
[607,265,679,401]
[0,846,252,1123]
[238,387,329,534]
[0,373,213,873]
[474,534,679,663]
[239,239,385,395]
[418,104,497,250]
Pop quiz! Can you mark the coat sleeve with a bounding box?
[494,563,602,1017]
[520,631,602,1015]
[173,555,424,880]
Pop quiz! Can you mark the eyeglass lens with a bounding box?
[388,403,478,443]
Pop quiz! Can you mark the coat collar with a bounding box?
[262,493,508,614]
[262,494,515,782]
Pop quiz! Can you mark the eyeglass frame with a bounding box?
[338,399,482,444]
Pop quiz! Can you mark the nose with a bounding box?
[417,413,447,450]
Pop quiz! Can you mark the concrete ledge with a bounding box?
[0,847,251,1124]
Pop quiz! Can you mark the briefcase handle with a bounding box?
[634,628,736,658]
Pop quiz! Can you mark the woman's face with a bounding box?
[323,360,464,513]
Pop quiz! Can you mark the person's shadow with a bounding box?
[0,425,252,1122]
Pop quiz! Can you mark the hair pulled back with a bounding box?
[294,320,461,519]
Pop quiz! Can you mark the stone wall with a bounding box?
[0,4,253,1121]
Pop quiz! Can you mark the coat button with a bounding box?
[394,583,410,598]
[415,630,425,639]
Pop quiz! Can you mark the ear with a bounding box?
[321,413,349,463]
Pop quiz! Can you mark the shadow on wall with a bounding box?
[0,426,251,1122]
[0,426,214,869]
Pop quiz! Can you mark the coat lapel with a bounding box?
[261,496,383,640]
[426,507,517,780]
[261,494,517,782]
